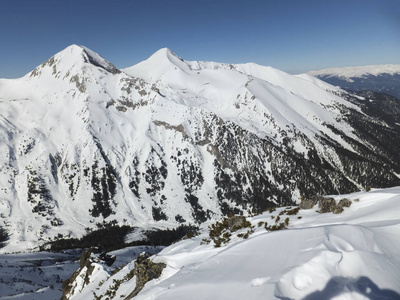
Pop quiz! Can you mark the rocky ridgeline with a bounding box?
[0,45,400,249]
[299,195,353,214]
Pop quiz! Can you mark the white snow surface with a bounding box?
[69,187,400,300]
[307,64,400,79]
[0,250,79,299]
[0,45,372,252]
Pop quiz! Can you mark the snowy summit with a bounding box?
[0,45,399,252]
[0,45,399,299]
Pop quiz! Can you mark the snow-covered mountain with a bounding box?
[64,187,400,300]
[308,64,400,99]
[1,45,400,251]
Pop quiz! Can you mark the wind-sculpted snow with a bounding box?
[0,45,400,251]
[66,187,400,300]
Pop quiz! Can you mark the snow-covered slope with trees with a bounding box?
[0,45,400,251]
[65,187,400,300]
[308,64,400,99]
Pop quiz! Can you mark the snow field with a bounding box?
[67,187,400,300]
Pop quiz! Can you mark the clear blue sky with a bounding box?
[1,0,399,78]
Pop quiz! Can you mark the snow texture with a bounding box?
[68,187,400,300]
[0,45,399,255]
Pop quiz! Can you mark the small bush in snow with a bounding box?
[0,226,9,248]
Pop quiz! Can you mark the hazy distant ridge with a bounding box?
[308,64,400,98]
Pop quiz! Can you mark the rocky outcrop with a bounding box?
[227,215,249,232]
[124,254,166,300]
[318,197,338,213]
[62,249,96,300]
[300,196,352,214]
[299,195,324,209]
[334,198,352,214]
[61,248,116,300]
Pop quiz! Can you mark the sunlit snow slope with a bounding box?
[68,187,400,300]
[0,45,400,251]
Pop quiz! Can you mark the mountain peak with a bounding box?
[123,47,189,80]
[147,47,188,69]
[152,47,174,55]
[29,44,120,78]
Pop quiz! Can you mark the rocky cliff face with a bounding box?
[0,45,399,250]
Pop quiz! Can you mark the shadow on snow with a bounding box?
[301,276,400,300]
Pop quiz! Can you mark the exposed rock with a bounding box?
[62,247,118,299]
[227,215,248,232]
[334,198,352,214]
[124,253,166,300]
[318,197,337,213]
[62,249,96,300]
[300,196,352,214]
[299,195,324,209]
[99,252,116,267]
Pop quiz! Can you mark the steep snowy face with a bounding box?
[0,45,164,251]
[124,50,356,142]
[307,64,400,99]
[28,44,120,79]
[1,46,400,251]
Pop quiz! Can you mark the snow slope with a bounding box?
[69,187,400,300]
[0,45,400,252]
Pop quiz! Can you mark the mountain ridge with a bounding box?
[308,64,400,78]
[1,45,400,252]
[28,44,121,79]
[307,64,400,99]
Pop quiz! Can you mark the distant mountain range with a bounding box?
[1,45,400,250]
[308,64,400,99]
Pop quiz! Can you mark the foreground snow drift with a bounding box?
[67,187,400,300]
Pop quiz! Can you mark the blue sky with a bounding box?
[0,0,399,78]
